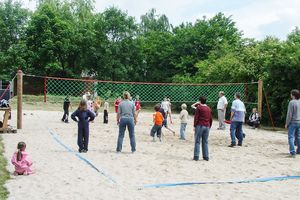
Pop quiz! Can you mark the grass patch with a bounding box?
[0,136,9,199]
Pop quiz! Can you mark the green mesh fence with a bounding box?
[45,77,257,103]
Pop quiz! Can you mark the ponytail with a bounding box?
[17,150,22,161]
[16,142,26,161]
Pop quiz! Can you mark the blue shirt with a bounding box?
[231,99,246,122]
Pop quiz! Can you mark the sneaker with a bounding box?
[193,156,199,161]
[243,134,246,138]
[116,150,121,153]
[159,137,162,142]
[132,150,136,154]
[238,143,242,146]
[82,149,87,153]
[203,157,209,161]
[228,144,236,147]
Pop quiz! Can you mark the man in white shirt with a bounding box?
[217,91,228,130]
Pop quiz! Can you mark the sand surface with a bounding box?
[2,110,300,200]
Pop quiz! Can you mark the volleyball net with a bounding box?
[22,74,259,105]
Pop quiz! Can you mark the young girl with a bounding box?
[114,97,122,113]
[179,103,188,140]
[71,100,95,153]
[150,104,164,142]
[11,142,33,175]
[103,99,109,124]
[135,95,142,118]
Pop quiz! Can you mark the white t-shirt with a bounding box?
[217,96,228,110]
[161,101,170,113]
[103,102,109,111]
[180,110,188,123]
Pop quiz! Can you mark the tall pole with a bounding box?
[44,78,47,103]
[17,70,23,129]
[258,80,263,118]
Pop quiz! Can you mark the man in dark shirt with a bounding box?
[62,96,71,123]
[193,96,212,161]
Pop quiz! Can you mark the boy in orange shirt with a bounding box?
[150,104,164,142]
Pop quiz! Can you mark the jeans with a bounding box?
[77,123,89,151]
[150,125,162,137]
[116,117,136,152]
[180,123,187,139]
[288,122,300,155]
[62,109,69,122]
[230,121,243,145]
[194,125,210,159]
[103,110,108,123]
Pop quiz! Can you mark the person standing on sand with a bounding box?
[217,91,228,130]
[228,92,246,147]
[285,89,300,157]
[116,91,137,153]
[193,96,212,161]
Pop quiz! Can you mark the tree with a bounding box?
[0,0,30,79]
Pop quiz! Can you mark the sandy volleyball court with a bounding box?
[2,110,300,200]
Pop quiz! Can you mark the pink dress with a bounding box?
[11,151,33,175]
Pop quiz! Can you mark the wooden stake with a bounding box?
[258,80,263,118]
[17,70,23,129]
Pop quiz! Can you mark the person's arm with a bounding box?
[88,110,95,122]
[133,104,137,124]
[285,102,293,128]
[209,112,213,128]
[223,98,228,111]
[194,108,199,127]
[117,104,121,124]
[71,110,79,122]
[11,152,17,165]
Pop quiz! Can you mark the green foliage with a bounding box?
[0,136,10,199]
[0,0,300,126]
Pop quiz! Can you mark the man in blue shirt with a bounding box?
[228,92,246,147]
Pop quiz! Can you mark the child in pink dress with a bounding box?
[11,142,33,175]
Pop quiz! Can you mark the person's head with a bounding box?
[199,96,207,104]
[219,91,224,97]
[79,99,87,111]
[136,95,139,100]
[234,92,241,99]
[17,142,26,161]
[163,96,167,101]
[290,89,300,100]
[123,91,131,100]
[181,103,187,110]
[154,104,160,112]
[252,107,257,113]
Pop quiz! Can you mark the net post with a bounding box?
[17,70,23,129]
[44,78,47,103]
[258,80,263,118]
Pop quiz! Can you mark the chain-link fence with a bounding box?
[44,76,257,104]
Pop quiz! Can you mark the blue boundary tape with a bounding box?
[49,130,117,184]
[142,175,300,189]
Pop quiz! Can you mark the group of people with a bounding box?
[11,89,300,176]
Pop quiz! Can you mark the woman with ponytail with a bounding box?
[11,142,33,175]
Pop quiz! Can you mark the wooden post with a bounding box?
[17,70,23,129]
[44,78,47,103]
[258,80,263,118]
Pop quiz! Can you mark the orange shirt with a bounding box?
[153,111,164,126]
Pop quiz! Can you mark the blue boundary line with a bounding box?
[142,175,300,189]
[49,130,117,184]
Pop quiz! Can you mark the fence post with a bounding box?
[17,70,23,129]
[44,78,47,103]
[258,80,263,118]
